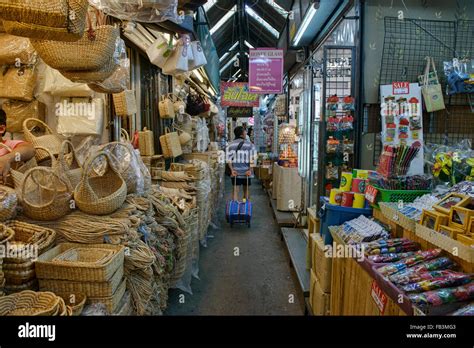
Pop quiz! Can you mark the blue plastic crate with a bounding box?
[318,197,373,245]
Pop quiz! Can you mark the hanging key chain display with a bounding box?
[323,94,356,196]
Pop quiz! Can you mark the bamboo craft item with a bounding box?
[23,119,63,162]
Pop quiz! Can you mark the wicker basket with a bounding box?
[32,25,119,71]
[113,90,137,117]
[0,185,17,221]
[87,278,126,313]
[4,278,38,293]
[23,119,63,162]
[0,224,15,245]
[74,151,127,215]
[159,128,182,158]
[0,290,60,316]
[38,264,124,297]
[56,292,86,316]
[36,243,124,282]
[3,268,36,285]
[21,166,73,221]
[58,140,83,190]
[53,247,115,265]
[138,128,155,156]
[0,65,37,102]
[5,220,56,257]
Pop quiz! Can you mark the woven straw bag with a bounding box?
[59,55,117,83]
[0,33,36,65]
[1,0,89,42]
[21,166,73,221]
[138,128,154,156]
[120,128,131,143]
[113,90,137,117]
[32,24,119,71]
[0,65,37,102]
[58,140,82,190]
[159,95,175,119]
[3,100,45,134]
[23,118,63,162]
[159,128,182,158]
[0,186,17,221]
[74,151,127,215]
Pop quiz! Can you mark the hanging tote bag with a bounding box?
[58,140,82,190]
[170,94,186,114]
[159,95,175,119]
[113,90,137,117]
[60,55,117,83]
[56,97,104,136]
[188,41,207,70]
[74,151,127,215]
[1,0,89,42]
[31,11,119,72]
[23,118,63,162]
[42,67,93,97]
[146,34,174,69]
[159,128,182,158]
[21,166,73,221]
[162,37,192,76]
[420,57,446,112]
[138,128,155,156]
[185,94,205,116]
[3,100,45,134]
[0,65,37,102]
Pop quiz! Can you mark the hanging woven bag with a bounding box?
[31,10,119,71]
[58,140,82,190]
[1,0,89,42]
[74,151,127,215]
[23,118,63,162]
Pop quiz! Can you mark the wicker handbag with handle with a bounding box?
[159,128,182,158]
[74,151,127,215]
[23,118,63,162]
[58,141,82,190]
[21,166,73,221]
[158,95,175,119]
[31,11,119,72]
[0,65,37,102]
[113,90,137,117]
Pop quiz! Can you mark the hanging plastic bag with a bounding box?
[188,41,207,71]
[162,36,193,76]
[444,58,474,95]
[146,34,174,69]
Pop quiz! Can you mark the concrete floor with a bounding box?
[165,179,304,315]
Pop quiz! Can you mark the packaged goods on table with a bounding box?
[377,249,442,276]
[368,251,417,263]
[408,282,474,307]
[450,302,474,316]
[400,273,472,293]
[338,215,390,244]
[389,258,458,285]
[363,238,420,255]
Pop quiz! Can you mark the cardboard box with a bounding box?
[309,269,330,316]
[276,166,301,211]
[311,233,332,293]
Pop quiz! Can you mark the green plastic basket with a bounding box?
[376,186,430,204]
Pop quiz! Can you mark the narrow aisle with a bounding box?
[165,179,304,315]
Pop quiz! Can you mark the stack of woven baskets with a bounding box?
[0,290,73,316]
[2,221,56,294]
[36,243,126,314]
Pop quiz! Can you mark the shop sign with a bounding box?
[365,184,378,204]
[249,49,284,94]
[220,82,260,107]
[370,280,388,315]
[227,107,254,118]
[392,82,410,95]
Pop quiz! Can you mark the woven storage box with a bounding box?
[138,128,155,156]
[39,264,123,298]
[32,25,119,71]
[23,118,63,162]
[113,90,137,117]
[4,100,46,134]
[35,243,124,282]
[0,65,37,102]
[87,277,126,313]
[0,33,36,65]
[74,151,127,215]
[160,129,182,158]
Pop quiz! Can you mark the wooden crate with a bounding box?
[311,233,331,293]
[309,269,330,316]
[306,208,319,269]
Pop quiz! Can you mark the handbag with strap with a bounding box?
[419,57,445,112]
[186,94,206,116]
[159,94,175,119]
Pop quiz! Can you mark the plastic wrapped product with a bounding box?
[408,282,474,307]
[3,100,45,134]
[0,33,36,65]
[368,251,417,263]
[450,302,474,316]
[377,249,442,276]
[88,0,182,24]
[389,262,458,286]
[363,238,420,255]
[401,273,472,293]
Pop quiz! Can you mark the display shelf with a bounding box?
[282,228,311,297]
[270,198,295,227]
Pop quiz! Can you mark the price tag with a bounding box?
[365,184,378,205]
[370,280,388,315]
